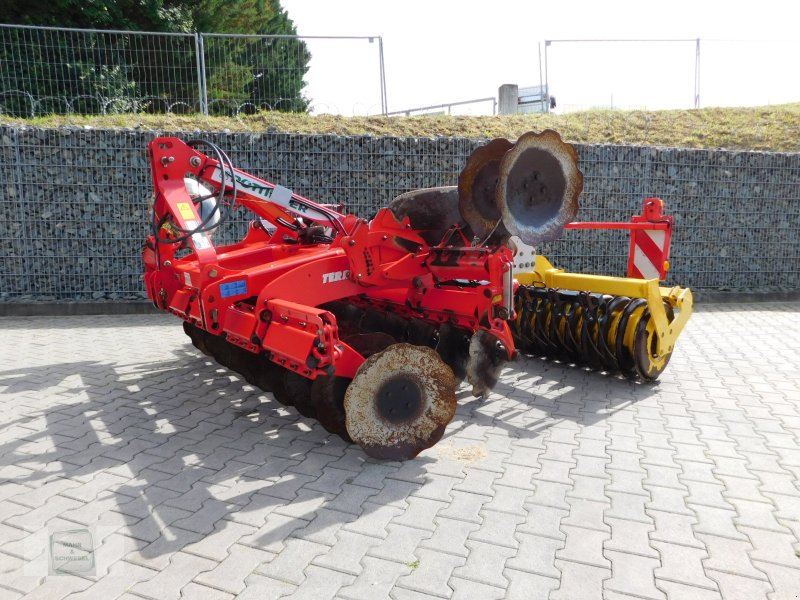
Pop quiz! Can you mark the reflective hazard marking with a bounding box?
[631,229,665,280]
[177,202,195,220]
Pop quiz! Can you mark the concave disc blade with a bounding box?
[465,330,509,398]
[284,371,316,418]
[311,375,353,442]
[457,137,514,240]
[387,186,465,246]
[435,323,471,381]
[496,129,582,245]
[344,343,457,460]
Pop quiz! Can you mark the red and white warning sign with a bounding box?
[627,198,672,281]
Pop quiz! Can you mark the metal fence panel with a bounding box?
[0,25,201,117]
[0,24,386,117]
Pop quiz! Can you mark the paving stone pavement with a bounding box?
[0,303,799,600]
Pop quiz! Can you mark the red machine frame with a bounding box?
[143,137,517,381]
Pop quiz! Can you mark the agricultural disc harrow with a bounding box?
[144,130,692,460]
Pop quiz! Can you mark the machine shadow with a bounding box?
[443,352,660,447]
[0,338,657,564]
[0,346,411,564]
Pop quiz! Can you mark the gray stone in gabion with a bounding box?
[1,125,798,301]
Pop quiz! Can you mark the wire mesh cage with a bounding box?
[2,125,799,302]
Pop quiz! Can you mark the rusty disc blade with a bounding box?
[387,186,465,246]
[458,137,514,240]
[284,371,316,418]
[465,330,509,398]
[496,129,582,245]
[311,375,353,442]
[344,343,457,460]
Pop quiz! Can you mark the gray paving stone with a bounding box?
[323,484,380,515]
[349,464,398,490]
[607,469,650,497]
[342,502,404,539]
[395,548,466,598]
[253,472,318,501]
[534,459,574,485]
[68,561,159,600]
[605,517,659,558]
[483,484,530,516]
[698,533,771,581]
[179,582,235,600]
[504,569,560,600]
[389,495,444,532]
[195,543,274,595]
[551,559,609,600]
[742,525,800,569]
[368,479,420,509]
[469,508,523,549]
[410,474,460,503]
[131,551,217,599]
[452,540,515,588]
[239,512,307,554]
[562,497,610,532]
[706,570,775,600]
[292,507,357,546]
[338,556,410,600]
[606,490,653,524]
[556,524,610,568]
[304,467,356,495]
[605,550,665,600]
[654,580,723,600]
[4,308,800,599]
[648,510,704,549]
[7,477,80,508]
[270,488,334,520]
[729,496,794,533]
[418,516,480,558]
[650,541,719,590]
[506,533,564,578]
[182,520,257,561]
[438,490,490,524]
[568,473,609,501]
[313,530,382,575]
[526,480,571,509]
[255,538,329,585]
[237,574,296,599]
[692,504,749,540]
[453,467,500,496]
[752,560,800,600]
[495,463,537,490]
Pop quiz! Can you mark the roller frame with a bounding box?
[515,255,693,362]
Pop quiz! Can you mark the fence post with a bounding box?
[378,36,387,116]
[195,32,208,116]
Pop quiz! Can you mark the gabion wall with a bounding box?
[1,125,798,302]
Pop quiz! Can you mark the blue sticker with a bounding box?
[220,279,248,298]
